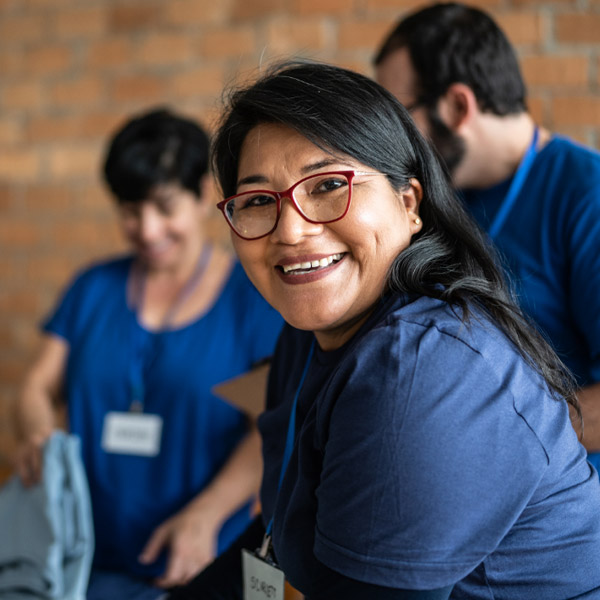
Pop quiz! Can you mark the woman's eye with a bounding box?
[242,194,275,209]
[314,177,347,194]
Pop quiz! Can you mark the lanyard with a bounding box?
[128,243,212,411]
[260,338,315,557]
[488,126,539,241]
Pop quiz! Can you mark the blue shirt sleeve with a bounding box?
[313,321,550,589]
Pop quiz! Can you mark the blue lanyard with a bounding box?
[488,126,539,240]
[128,244,212,411]
[265,338,315,538]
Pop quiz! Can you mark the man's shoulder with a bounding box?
[542,135,600,174]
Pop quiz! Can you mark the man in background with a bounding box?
[375,2,600,467]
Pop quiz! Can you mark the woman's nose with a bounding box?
[138,206,165,242]
[270,196,323,244]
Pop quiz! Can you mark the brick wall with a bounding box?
[1,0,599,475]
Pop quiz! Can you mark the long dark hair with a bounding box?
[374,2,527,116]
[212,61,578,414]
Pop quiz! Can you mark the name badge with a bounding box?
[242,549,285,600]
[101,411,163,456]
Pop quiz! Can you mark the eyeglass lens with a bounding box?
[225,172,351,239]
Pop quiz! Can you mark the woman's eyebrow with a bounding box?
[300,159,342,174]
[236,158,351,188]
[237,174,268,187]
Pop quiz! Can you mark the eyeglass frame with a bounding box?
[216,169,381,241]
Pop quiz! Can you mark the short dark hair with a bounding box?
[374,2,527,116]
[213,60,576,411]
[103,107,210,203]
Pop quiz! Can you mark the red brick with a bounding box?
[0,185,16,214]
[27,112,120,144]
[521,55,589,87]
[23,183,73,213]
[111,74,166,103]
[80,112,124,140]
[0,117,23,145]
[0,14,44,43]
[338,19,393,51]
[49,77,105,109]
[527,95,547,126]
[199,27,256,58]
[2,81,44,111]
[365,0,427,9]
[293,0,354,15]
[85,39,135,70]
[169,67,227,98]
[48,144,101,180]
[0,150,40,182]
[266,18,328,54]
[165,0,231,26]
[26,256,74,285]
[0,219,44,247]
[552,95,600,127]
[108,3,162,32]
[27,115,81,143]
[556,14,600,44]
[232,0,285,19]
[24,44,71,76]
[23,0,75,8]
[512,0,576,5]
[496,12,544,47]
[0,49,23,77]
[53,6,107,38]
[136,33,195,66]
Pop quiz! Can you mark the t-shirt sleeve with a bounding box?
[313,322,547,590]
[42,268,91,343]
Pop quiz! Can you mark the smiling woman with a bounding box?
[168,62,600,600]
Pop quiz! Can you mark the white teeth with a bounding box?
[281,253,343,273]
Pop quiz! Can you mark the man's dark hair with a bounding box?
[374,2,527,116]
[213,60,577,413]
[103,107,210,204]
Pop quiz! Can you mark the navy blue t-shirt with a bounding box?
[259,293,600,598]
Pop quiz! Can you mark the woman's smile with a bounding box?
[276,252,345,282]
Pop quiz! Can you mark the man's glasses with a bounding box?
[217,170,380,240]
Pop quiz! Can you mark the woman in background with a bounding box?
[14,108,283,600]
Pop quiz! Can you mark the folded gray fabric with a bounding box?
[0,432,94,599]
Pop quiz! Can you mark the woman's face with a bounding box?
[118,181,207,272]
[232,123,423,350]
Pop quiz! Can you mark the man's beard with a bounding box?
[426,108,466,179]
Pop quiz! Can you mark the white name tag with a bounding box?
[242,549,285,600]
[101,411,163,456]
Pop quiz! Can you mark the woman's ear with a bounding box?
[401,178,424,235]
[437,83,478,132]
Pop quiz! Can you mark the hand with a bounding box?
[13,432,52,487]
[139,502,220,589]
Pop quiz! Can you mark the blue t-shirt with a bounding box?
[259,294,600,598]
[44,256,283,577]
[462,136,600,388]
